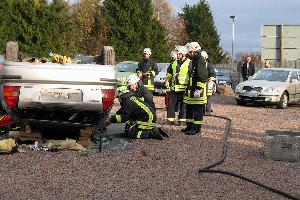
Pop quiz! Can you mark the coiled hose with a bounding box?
[0,74,22,123]
[200,114,299,200]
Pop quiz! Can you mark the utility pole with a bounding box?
[230,16,236,69]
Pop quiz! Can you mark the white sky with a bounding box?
[168,0,300,55]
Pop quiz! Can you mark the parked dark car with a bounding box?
[215,66,239,89]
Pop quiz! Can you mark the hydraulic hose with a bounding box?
[0,72,21,123]
[200,114,299,200]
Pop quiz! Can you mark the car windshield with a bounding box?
[252,69,289,82]
[116,62,138,73]
[157,63,169,72]
[215,68,231,77]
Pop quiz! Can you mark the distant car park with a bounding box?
[215,66,239,90]
[235,68,300,109]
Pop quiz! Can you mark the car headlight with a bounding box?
[261,87,280,94]
[235,85,242,93]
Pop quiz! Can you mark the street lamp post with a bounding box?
[230,16,236,69]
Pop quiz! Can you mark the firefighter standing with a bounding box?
[105,90,165,140]
[182,42,208,135]
[201,51,216,114]
[136,48,158,92]
[165,46,191,125]
[127,74,155,110]
[165,49,178,111]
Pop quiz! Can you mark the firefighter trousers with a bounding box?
[186,103,205,128]
[167,91,186,122]
[125,122,163,140]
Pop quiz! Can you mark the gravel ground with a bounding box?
[0,94,299,200]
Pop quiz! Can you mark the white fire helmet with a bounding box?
[185,42,201,52]
[201,51,208,59]
[170,50,178,59]
[143,48,152,55]
[127,74,140,85]
[176,46,188,55]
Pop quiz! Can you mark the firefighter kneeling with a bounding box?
[105,90,167,140]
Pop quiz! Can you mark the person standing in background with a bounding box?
[242,56,255,81]
[136,48,158,92]
[201,51,216,114]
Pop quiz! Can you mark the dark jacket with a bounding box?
[242,62,255,81]
[188,51,208,90]
[111,92,156,124]
[133,80,155,110]
[136,59,158,88]
[207,61,216,81]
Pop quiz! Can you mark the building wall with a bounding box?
[261,25,300,68]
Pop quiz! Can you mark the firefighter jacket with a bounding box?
[133,80,156,110]
[111,92,156,131]
[166,58,191,92]
[184,52,208,105]
[207,61,216,96]
[136,59,158,91]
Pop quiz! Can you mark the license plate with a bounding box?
[40,88,82,102]
[243,91,258,97]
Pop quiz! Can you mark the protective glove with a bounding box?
[207,81,214,90]
[194,89,203,98]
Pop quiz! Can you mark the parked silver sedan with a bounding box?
[235,68,300,108]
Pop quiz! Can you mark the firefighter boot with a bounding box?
[185,124,201,135]
[181,122,193,133]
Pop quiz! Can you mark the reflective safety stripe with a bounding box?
[170,59,190,92]
[136,130,143,139]
[193,120,204,125]
[197,82,206,88]
[130,97,154,124]
[177,59,190,85]
[167,118,175,122]
[140,97,144,101]
[116,115,122,123]
[138,125,154,130]
[136,121,155,127]
[145,82,154,91]
[186,119,194,122]
[208,77,216,81]
[178,118,187,122]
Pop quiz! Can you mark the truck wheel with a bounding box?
[277,92,288,109]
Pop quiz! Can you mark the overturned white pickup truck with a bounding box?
[0,59,117,133]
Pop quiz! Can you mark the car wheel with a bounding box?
[277,92,288,109]
[236,99,245,106]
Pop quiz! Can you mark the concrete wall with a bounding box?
[261,25,300,68]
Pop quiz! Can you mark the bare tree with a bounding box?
[71,0,107,55]
[152,0,188,51]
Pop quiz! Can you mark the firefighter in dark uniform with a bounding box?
[127,74,155,110]
[201,51,216,114]
[182,42,208,135]
[165,46,191,125]
[136,48,158,92]
[105,90,164,140]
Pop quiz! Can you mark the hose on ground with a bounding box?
[200,114,299,200]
